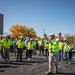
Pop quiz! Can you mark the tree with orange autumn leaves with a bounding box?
[9,24,38,38]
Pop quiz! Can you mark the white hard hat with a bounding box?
[30,38,33,40]
[4,34,8,37]
[46,40,48,42]
[11,36,13,38]
[56,38,59,42]
[49,33,54,36]
[20,36,23,38]
[64,38,66,40]
[2,35,4,37]
[41,37,43,39]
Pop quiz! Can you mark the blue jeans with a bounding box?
[59,49,63,60]
[65,52,70,63]
[33,46,36,55]
[26,47,29,58]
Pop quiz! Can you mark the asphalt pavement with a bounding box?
[0,53,75,75]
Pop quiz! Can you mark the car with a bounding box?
[69,48,75,61]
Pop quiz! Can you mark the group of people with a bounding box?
[0,32,71,74]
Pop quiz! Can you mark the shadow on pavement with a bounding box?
[47,72,75,75]
[0,70,5,72]
[0,64,18,68]
[70,62,75,65]
[0,61,32,66]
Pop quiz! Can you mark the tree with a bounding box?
[9,24,37,38]
[27,27,36,38]
[64,34,74,44]
[35,36,41,39]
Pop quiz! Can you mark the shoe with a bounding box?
[56,71,58,74]
[28,58,30,60]
[67,63,70,65]
[20,60,22,62]
[16,60,18,62]
[48,72,52,75]
[46,71,52,75]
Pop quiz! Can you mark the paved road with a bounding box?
[0,54,75,75]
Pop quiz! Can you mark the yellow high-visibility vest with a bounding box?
[64,44,70,52]
[44,42,49,50]
[49,41,59,53]
[28,42,34,50]
[59,42,64,50]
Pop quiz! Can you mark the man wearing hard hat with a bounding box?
[27,38,34,60]
[16,36,25,62]
[0,35,4,59]
[47,33,59,74]
[3,34,11,62]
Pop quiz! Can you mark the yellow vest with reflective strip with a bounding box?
[64,44,70,52]
[38,40,42,46]
[28,42,34,50]
[59,42,64,50]
[3,40,11,48]
[44,43,49,50]
[17,40,25,48]
[49,41,59,53]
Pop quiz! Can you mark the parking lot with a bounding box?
[0,54,75,75]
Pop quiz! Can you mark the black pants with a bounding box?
[28,50,33,59]
[39,46,44,56]
[17,48,23,61]
[45,49,49,58]
[4,48,9,61]
[10,45,14,53]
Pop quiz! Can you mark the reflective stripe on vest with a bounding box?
[49,41,59,53]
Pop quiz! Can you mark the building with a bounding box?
[0,13,4,35]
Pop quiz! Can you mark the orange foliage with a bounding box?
[9,24,37,38]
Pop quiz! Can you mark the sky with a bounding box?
[0,0,75,37]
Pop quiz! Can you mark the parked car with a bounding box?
[69,45,75,61]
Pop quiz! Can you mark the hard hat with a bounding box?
[26,37,29,39]
[11,36,13,38]
[46,40,48,42]
[2,35,4,37]
[41,37,43,39]
[49,33,54,36]
[33,38,34,40]
[30,38,33,40]
[64,38,66,40]
[56,38,59,42]
[4,34,8,37]
[20,36,23,38]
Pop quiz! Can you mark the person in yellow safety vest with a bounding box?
[3,35,11,62]
[38,38,44,56]
[0,39,3,58]
[16,36,25,62]
[64,41,70,64]
[0,35,4,59]
[47,33,59,74]
[44,40,49,59]
[9,36,14,54]
[27,38,34,60]
[25,37,30,59]
[13,38,18,57]
[58,39,64,61]
[33,39,37,55]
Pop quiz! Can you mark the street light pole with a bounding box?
[43,30,45,34]
[27,27,30,38]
